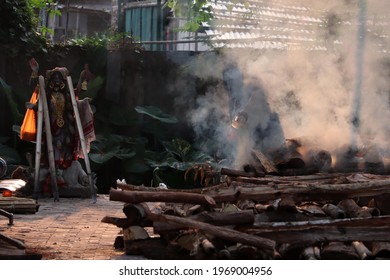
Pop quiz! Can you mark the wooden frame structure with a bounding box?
[33,75,97,203]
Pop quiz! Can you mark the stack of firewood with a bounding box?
[102,170,390,260]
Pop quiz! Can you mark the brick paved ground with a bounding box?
[0,195,146,260]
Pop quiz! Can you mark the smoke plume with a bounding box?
[174,0,390,169]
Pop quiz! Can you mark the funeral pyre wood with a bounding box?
[103,171,390,260]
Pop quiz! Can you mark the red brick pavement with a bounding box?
[0,195,145,260]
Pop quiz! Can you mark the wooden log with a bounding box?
[123,203,148,223]
[272,149,305,170]
[236,244,258,259]
[255,203,275,213]
[321,242,360,260]
[277,197,297,213]
[101,216,133,228]
[361,206,381,216]
[117,175,390,204]
[371,242,390,259]
[301,246,318,260]
[117,182,229,194]
[109,188,217,207]
[298,203,326,217]
[146,211,275,252]
[241,215,390,246]
[153,210,255,232]
[102,203,154,228]
[322,203,346,219]
[223,178,390,203]
[229,172,390,185]
[220,167,257,178]
[370,194,390,215]
[337,199,372,218]
[251,149,278,174]
[200,237,216,255]
[352,241,373,260]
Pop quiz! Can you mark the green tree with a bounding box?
[0,0,60,57]
[167,0,214,32]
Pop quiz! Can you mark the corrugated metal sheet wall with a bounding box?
[125,5,162,50]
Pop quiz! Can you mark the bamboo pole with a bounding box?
[33,92,43,199]
[66,76,97,203]
[38,76,59,201]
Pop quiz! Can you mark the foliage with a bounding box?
[88,134,139,165]
[0,0,47,57]
[67,32,143,52]
[167,0,214,32]
[29,0,61,37]
[145,138,217,188]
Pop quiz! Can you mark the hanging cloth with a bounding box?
[20,86,38,142]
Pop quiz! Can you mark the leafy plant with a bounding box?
[29,0,61,37]
[0,0,48,57]
[67,32,143,52]
[88,134,139,165]
[167,0,214,32]
[146,138,217,188]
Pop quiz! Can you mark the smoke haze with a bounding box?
[175,0,390,168]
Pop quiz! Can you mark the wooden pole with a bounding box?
[66,76,97,203]
[147,212,275,252]
[38,76,59,201]
[33,92,43,199]
[110,188,216,207]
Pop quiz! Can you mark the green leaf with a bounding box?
[89,147,119,164]
[135,106,178,124]
[114,148,137,160]
[162,139,191,159]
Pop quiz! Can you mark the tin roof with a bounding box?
[204,0,390,52]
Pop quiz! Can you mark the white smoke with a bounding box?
[175,0,390,168]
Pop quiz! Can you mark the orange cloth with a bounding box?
[20,86,38,142]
